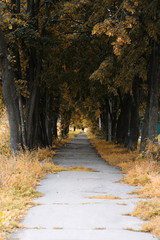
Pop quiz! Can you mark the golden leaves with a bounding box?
[15,80,30,98]
[90,57,113,83]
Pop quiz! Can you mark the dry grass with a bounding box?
[116,203,127,206]
[142,216,160,235]
[88,137,138,173]
[53,227,63,230]
[133,199,160,235]
[68,166,95,172]
[89,195,121,200]
[133,199,160,220]
[0,110,10,157]
[87,132,160,237]
[0,113,86,239]
[124,227,141,232]
[0,148,62,238]
[122,213,132,216]
[94,227,106,230]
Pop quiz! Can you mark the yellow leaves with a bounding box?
[92,19,116,37]
[64,2,71,7]
[8,25,12,30]
[123,1,136,14]
[92,17,134,58]
[95,108,100,119]
[90,57,114,84]
[15,80,30,98]
[134,1,139,7]
[62,64,66,71]
[117,37,123,43]
[92,22,106,35]
[146,21,159,41]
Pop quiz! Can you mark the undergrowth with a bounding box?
[0,113,84,240]
[87,132,160,236]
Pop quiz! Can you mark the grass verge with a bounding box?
[0,113,86,240]
[87,132,160,236]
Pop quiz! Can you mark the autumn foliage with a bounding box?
[0,0,160,238]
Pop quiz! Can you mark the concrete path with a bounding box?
[11,134,158,240]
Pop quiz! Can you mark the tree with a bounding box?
[0,0,63,150]
[91,0,160,150]
[1,0,159,152]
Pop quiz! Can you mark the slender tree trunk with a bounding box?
[61,110,71,138]
[148,41,160,141]
[128,78,141,150]
[18,96,27,147]
[26,85,38,148]
[13,45,27,148]
[140,100,149,152]
[26,55,41,149]
[52,112,58,139]
[116,94,131,145]
[100,102,106,137]
[101,98,109,141]
[107,100,112,141]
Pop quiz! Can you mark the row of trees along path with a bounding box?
[0,0,160,152]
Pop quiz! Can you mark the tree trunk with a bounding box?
[111,97,118,141]
[128,78,141,150]
[116,94,131,145]
[140,41,160,151]
[100,99,109,141]
[0,29,21,152]
[26,54,41,149]
[140,100,149,152]
[148,41,160,142]
[18,96,27,147]
[26,85,38,148]
[52,112,58,139]
[61,110,71,138]
[107,100,112,141]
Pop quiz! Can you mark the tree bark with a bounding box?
[128,78,141,150]
[61,110,71,138]
[140,82,150,152]
[52,111,58,139]
[148,41,160,142]
[116,93,131,145]
[140,41,160,151]
[18,96,27,147]
[100,98,109,140]
[0,29,21,152]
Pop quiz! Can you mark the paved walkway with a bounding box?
[11,134,157,240]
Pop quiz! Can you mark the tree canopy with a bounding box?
[0,0,160,152]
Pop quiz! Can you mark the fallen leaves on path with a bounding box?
[89,195,121,199]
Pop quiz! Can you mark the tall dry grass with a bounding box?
[0,110,10,157]
[0,113,84,239]
[0,146,61,239]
